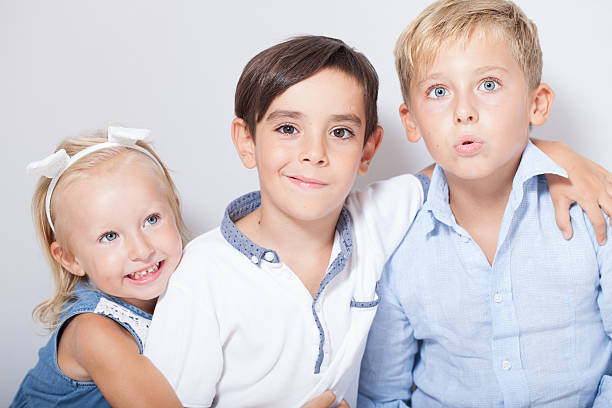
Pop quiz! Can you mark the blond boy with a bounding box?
[359,1,612,407]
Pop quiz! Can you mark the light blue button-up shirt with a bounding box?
[358,142,612,407]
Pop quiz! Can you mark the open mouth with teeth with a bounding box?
[127,261,163,282]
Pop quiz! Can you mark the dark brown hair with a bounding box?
[235,35,379,141]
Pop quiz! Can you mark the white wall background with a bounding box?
[1,0,610,403]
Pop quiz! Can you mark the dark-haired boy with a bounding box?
[145,36,424,407]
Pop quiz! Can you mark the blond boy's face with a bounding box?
[241,68,380,224]
[405,29,538,182]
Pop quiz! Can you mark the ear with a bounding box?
[358,126,383,175]
[399,103,421,143]
[231,117,257,169]
[50,241,85,277]
[529,83,554,127]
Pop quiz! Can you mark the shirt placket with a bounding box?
[451,221,530,407]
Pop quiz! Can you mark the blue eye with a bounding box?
[145,214,159,226]
[479,79,500,92]
[277,125,298,135]
[331,128,354,139]
[427,86,448,98]
[100,232,118,243]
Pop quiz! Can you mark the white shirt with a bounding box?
[144,174,423,407]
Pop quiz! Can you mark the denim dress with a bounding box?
[10,284,152,407]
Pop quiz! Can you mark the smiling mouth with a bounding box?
[127,261,161,280]
[287,176,327,189]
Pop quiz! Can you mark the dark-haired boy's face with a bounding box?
[246,68,380,223]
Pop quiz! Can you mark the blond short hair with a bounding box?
[394,0,542,103]
[31,133,190,330]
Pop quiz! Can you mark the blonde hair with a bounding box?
[394,0,542,103]
[31,132,190,330]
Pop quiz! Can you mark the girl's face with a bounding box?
[52,154,183,313]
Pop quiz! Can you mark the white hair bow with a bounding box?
[26,149,71,179]
[107,126,151,145]
[26,127,152,179]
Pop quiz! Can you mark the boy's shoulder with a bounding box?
[345,173,423,218]
[179,226,237,268]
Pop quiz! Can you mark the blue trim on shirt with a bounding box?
[220,191,354,374]
[221,191,281,266]
[350,280,381,308]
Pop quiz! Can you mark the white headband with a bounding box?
[26,126,163,233]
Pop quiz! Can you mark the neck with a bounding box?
[445,154,521,223]
[442,153,522,266]
[236,197,340,263]
[235,195,341,296]
[125,297,156,315]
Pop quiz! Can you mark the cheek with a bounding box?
[159,224,183,258]
[414,101,450,133]
[256,139,293,169]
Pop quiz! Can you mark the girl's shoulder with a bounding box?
[57,311,140,382]
[60,284,152,352]
[55,285,152,382]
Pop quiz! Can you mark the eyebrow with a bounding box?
[416,65,511,87]
[265,110,362,128]
[474,65,510,75]
[265,110,304,122]
[330,114,362,128]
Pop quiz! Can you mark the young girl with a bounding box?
[10,127,188,408]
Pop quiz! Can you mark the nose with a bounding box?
[298,134,328,166]
[128,231,154,262]
[454,93,479,124]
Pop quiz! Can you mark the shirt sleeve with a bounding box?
[592,214,612,406]
[346,173,424,263]
[144,261,223,407]
[357,260,417,407]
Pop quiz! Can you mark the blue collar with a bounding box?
[220,191,353,267]
[422,141,569,232]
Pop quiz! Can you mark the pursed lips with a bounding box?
[454,135,484,155]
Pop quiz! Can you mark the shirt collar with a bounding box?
[422,141,568,232]
[220,191,353,267]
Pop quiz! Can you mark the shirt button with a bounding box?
[264,251,275,262]
[315,302,322,313]
[461,235,470,243]
[494,293,503,303]
[250,255,259,264]
[502,360,512,371]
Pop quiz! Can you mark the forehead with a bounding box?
[413,26,516,81]
[263,68,366,122]
[53,153,169,227]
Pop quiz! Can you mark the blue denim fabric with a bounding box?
[10,284,152,407]
[359,142,612,407]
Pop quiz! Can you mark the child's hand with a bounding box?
[301,391,349,408]
[533,138,611,245]
[546,158,612,245]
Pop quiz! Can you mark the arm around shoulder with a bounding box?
[533,138,612,244]
[347,174,424,260]
[68,313,182,408]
